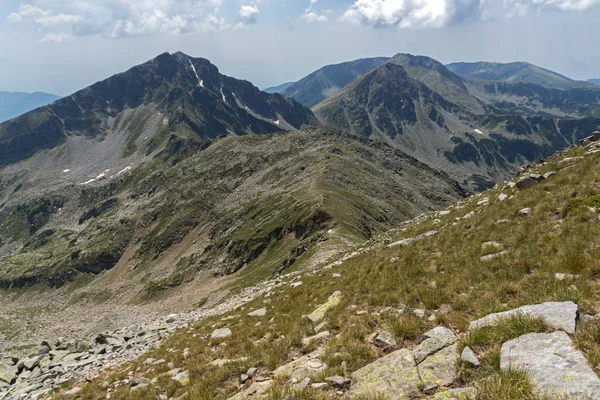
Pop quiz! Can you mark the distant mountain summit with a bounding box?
[447,61,594,89]
[280,57,390,107]
[0,51,317,169]
[0,91,60,123]
[314,53,600,190]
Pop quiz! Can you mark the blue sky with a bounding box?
[0,0,599,95]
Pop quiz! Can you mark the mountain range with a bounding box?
[1,50,599,301]
[0,91,60,123]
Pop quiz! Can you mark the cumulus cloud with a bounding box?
[504,0,600,16]
[238,4,259,25]
[301,0,328,23]
[341,0,599,28]
[342,0,487,28]
[7,0,228,40]
[40,32,73,43]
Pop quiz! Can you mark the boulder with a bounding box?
[501,331,600,399]
[349,348,421,398]
[518,207,531,216]
[418,343,459,392]
[373,330,396,349]
[460,347,480,367]
[305,291,342,323]
[469,301,578,334]
[210,328,232,340]
[498,193,508,202]
[413,326,457,364]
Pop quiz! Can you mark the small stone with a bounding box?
[248,308,267,317]
[211,328,232,340]
[325,376,351,389]
[543,171,556,179]
[62,387,82,398]
[461,347,480,367]
[183,348,191,359]
[290,282,303,288]
[332,273,341,278]
[240,374,250,383]
[247,367,257,377]
[311,382,328,390]
[302,331,330,346]
[131,377,151,387]
[555,272,579,281]
[482,241,503,252]
[480,251,509,262]
[296,378,311,389]
[413,309,426,318]
[498,193,508,202]
[518,207,531,216]
[143,358,156,365]
[314,322,326,333]
[373,331,396,349]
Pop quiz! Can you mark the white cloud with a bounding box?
[341,0,599,28]
[7,0,229,40]
[239,4,259,25]
[342,0,486,28]
[40,32,73,43]
[302,11,328,22]
[301,0,328,23]
[504,0,600,15]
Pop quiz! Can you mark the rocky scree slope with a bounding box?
[28,128,600,400]
[314,53,600,191]
[0,127,466,350]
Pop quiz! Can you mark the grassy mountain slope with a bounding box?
[314,54,600,191]
[0,91,60,123]
[447,61,595,90]
[0,52,317,170]
[64,127,600,400]
[0,128,466,297]
[281,57,390,108]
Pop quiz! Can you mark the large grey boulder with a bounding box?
[349,348,421,398]
[418,343,459,392]
[413,326,457,364]
[501,331,600,399]
[469,301,578,334]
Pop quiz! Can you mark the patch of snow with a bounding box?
[118,166,132,176]
[62,169,70,173]
[474,129,483,134]
[81,179,96,185]
[273,120,280,125]
[96,173,106,180]
[220,88,227,103]
[189,60,204,88]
